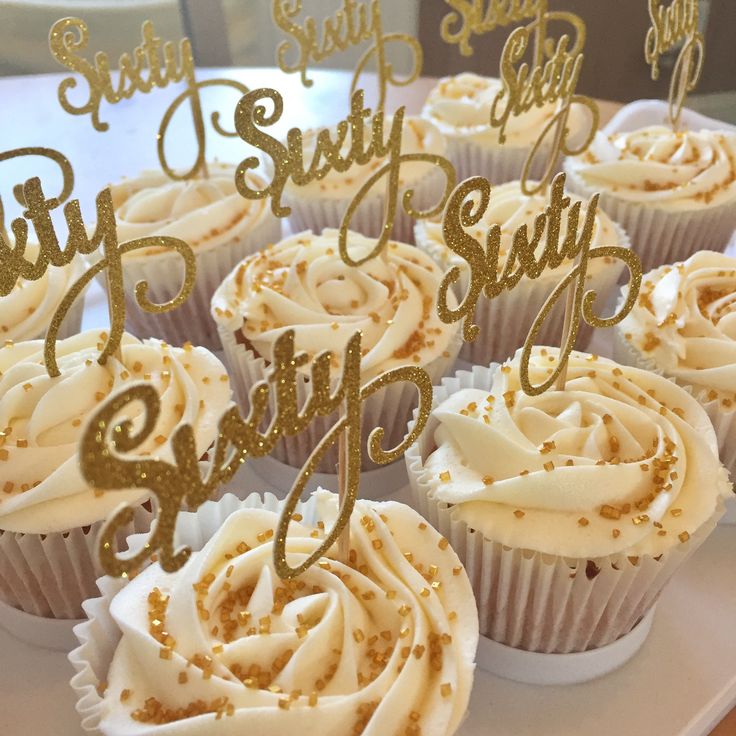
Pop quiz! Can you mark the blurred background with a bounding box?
[0,0,734,121]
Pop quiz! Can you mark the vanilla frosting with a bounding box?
[111,164,272,257]
[416,179,626,280]
[99,492,478,736]
[211,230,458,379]
[422,72,583,149]
[0,331,231,534]
[566,126,736,211]
[281,116,446,200]
[422,349,729,559]
[619,251,736,401]
[1,242,86,342]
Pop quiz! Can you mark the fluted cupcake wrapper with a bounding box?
[414,221,631,365]
[404,364,728,653]
[613,324,736,499]
[0,504,155,622]
[282,164,447,244]
[564,162,736,274]
[443,137,560,186]
[116,215,282,350]
[68,493,322,734]
[217,323,463,473]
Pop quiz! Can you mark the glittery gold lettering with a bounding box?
[80,330,432,579]
[234,87,455,265]
[272,0,422,111]
[0,171,195,377]
[490,9,597,195]
[644,0,704,128]
[437,173,642,394]
[49,17,249,179]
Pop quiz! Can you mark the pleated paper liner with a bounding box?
[415,220,631,365]
[0,504,155,625]
[405,364,728,654]
[116,213,281,350]
[564,162,736,275]
[282,163,446,245]
[613,324,736,523]
[216,321,463,473]
[444,136,559,185]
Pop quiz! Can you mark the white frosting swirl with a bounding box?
[111,164,272,257]
[566,126,736,211]
[422,73,583,149]
[211,230,458,379]
[281,116,446,199]
[0,331,231,534]
[417,179,625,280]
[1,242,86,341]
[619,250,736,400]
[99,493,478,736]
[422,349,729,559]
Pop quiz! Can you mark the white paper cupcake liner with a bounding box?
[0,503,155,622]
[68,492,322,733]
[613,325,736,492]
[282,164,447,244]
[444,137,559,185]
[415,221,631,365]
[118,215,282,350]
[564,163,736,274]
[405,364,728,653]
[217,323,462,473]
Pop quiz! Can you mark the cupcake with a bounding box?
[421,72,585,184]
[415,178,631,365]
[2,241,86,341]
[211,229,462,471]
[614,250,736,481]
[0,330,232,619]
[69,491,479,735]
[406,349,730,653]
[110,163,281,349]
[279,116,448,243]
[565,126,736,272]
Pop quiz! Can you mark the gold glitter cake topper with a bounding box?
[644,0,704,129]
[489,7,598,195]
[440,0,585,59]
[234,86,456,265]
[49,17,249,179]
[272,0,423,112]
[0,148,196,377]
[80,330,433,580]
[436,172,642,395]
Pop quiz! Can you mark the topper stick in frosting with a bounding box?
[272,0,422,112]
[49,17,249,180]
[234,86,456,265]
[644,0,704,129]
[80,329,433,580]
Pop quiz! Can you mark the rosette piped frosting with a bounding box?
[111,164,272,257]
[211,230,458,379]
[566,126,736,211]
[97,493,478,735]
[0,331,231,534]
[422,349,730,559]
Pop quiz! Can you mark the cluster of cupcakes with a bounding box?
[0,66,734,736]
